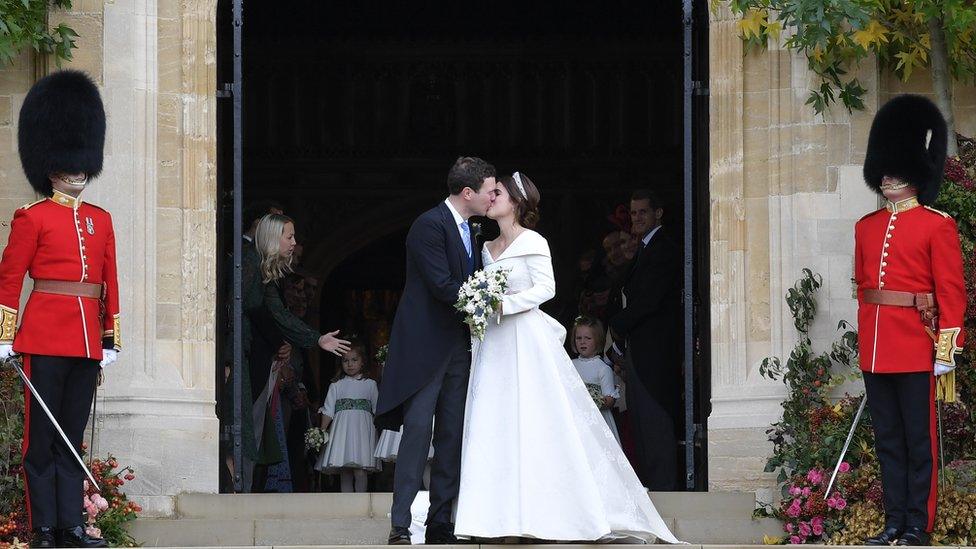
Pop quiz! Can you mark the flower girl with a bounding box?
[315,342,379,492]
[571,316,621,445]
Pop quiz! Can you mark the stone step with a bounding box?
[130,516,785,547]
[172,492,758,521]
[130,518,391,547]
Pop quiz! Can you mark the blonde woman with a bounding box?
[234,213,349,492]
[252,213,349,355]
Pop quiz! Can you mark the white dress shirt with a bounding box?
[444,197,469,252]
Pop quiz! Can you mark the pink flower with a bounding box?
[785,523,795,533]
[839,462,851,473]
[801,487,812,497]
[835,497,847,510]
[812,522,824,536]
[85,526,101,539]
[798,522,812,537]
[789,486,802,496]
[806,468,824,485]
[790,535,802,544]
[94,495,109,511]
[787,499,802,518]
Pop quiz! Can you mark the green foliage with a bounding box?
[714,0,976,114]
[759,269,866,488]
[0,0,77,67]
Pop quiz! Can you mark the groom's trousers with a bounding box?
[391,346,470,529]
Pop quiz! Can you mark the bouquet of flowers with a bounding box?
[586,384,607,410]
[375,344,389,366]
[455,269,510,341]
[304,427,328,451]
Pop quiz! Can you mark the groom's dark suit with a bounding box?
[376,201,480,530]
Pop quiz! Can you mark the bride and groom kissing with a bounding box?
[375,157,679,545]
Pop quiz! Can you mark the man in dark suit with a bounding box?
[376,157,496,545]
[608,189,682,490]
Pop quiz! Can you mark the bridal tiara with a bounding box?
[513,171,527,199]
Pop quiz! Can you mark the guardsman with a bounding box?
[0,70,118,549]
[855,95,966,547]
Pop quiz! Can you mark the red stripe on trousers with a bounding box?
[926,375,938,532]
[21,355,33,530]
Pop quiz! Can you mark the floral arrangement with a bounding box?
[455,269,510,341]
[82,454,141,547]
[375,344,388,366]
[586,384,607,410]
[304,427,328,452]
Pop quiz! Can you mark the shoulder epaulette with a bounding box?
[923,206,951,218]
[20,199,46,210]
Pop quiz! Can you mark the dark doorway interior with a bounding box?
[216,0,709,493]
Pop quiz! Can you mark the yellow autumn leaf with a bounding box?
[892,7,913,26]
[895,49,919,80]
[914,45,928,64]
[739,8,765,40]
[833,402,843,414]
[853,20,888,50]
[767,21,782,42]
[764,535,784,545]
[812,44,825,63]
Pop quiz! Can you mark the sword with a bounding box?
[825,394,867,499]
[5,356,100,490]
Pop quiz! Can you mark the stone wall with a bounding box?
[708,6,976,495]
[0,1,219,515]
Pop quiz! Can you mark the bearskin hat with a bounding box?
[863,94,948,205]
[17,70,106,197]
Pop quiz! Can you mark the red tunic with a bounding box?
[855,196,966,374]
[0,191,121,360]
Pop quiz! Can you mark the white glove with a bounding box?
[0,344,14,360]
[100,349,118,368]
[934,362,955,376]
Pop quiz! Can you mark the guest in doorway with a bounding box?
[608,189,682,490]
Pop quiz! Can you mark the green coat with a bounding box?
[226,240,320,464]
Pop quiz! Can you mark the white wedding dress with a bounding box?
[454,230,680,543]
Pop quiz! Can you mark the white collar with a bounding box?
[444,197,466,226]
[642,225,662,246]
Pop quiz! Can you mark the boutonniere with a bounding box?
[470,221,483,241]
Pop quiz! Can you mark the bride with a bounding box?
[454,172,680,543]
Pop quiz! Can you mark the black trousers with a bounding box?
[863,371,939,532]
[624,363,678,490]
[21,355,100,529]
[391,347,470,529]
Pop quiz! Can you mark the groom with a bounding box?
[376,157,496,545]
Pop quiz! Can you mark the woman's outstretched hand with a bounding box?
[319,330,351,356]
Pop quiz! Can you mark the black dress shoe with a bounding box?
[865,526,904,546]
[59,525,108,548]
[896,527,931,546]
[425,521,458,545]
[30,527,57,549]
[388,526,412,545]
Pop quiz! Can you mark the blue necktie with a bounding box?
[460,221,474,272]
[460,221,472,257]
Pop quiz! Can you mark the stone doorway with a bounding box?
[215,0,710,493]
